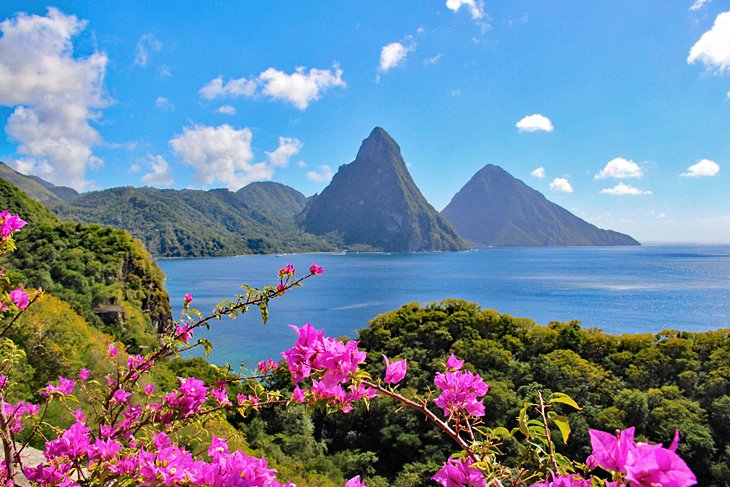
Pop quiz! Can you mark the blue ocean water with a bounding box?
[157,245,730,368]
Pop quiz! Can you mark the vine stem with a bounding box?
[538,392,560,472]
[360,379,476,461]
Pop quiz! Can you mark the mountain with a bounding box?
[0,162,79,203]
[441,164,640,247]
[52,184,337,257]
[237,181,308,217]
[298,127,467,252]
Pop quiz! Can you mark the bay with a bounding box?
[157,244,730,368]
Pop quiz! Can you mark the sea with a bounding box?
[157,244,730,368]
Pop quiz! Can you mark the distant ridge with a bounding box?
[298,127,467,252]
[0,162,79,203]
[441,164,640,247]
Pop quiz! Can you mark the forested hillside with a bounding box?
[306,300,728,486]
[0,180,171,352]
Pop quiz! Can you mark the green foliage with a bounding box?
[320,299,730,486]
[8,293,115,397]
[51,185,339,257]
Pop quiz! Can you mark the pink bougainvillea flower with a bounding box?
[432,457,486,487]
[184,293,193,304]
[112,388,131,403]
[144,384,155,396]
[0,211,27,239]
[278,264,295,278]
[446,354,464,371]
[587,427,636,473]
[8,286,29,309]
[309,263,324,275]
[108,343,118,358]
[345,475,366,487]
[624,442,697,487]
[292,385,306,403]
[434,369,489,417]
[78,368,90,380]
[383,355,407,384]
[530,473,592,487]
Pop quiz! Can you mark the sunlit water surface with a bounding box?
[157,245,730,367]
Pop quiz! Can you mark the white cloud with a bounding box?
[549,177,573,193]
[516,114,554,133]
[0,8,109,190]
[379,40,416,72]
[681,158,720,176]
[265,137,302,167]
[141,155,173,186]
[445,0,485,20]
[307,165,333,183]
[425,53,444,66]
[128,163,141,174]
[199,76,257,100]
[688,11,730,74]
[690,0,711,11]
[155,96,173,110]
[594,157,643,179]
[600,183,652,196]
[199,65,345,110]
[170,124,259,189]
[217,105,236,115]
[134,33,161,67]
[531,167,546,179]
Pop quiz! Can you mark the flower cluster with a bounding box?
[434,354,490,418]
[587,427,696,487]
[0,210,26,241]
[281,323,376,412]
[432,457,486,487]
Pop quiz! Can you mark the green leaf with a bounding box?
[259,304,269,325]
[553,415,571,443]
[518,404,530,438]
[198,338,213,357]
[548,392,582,410]
[492,426,512,438]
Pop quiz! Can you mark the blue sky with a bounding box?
[1,1,729,242]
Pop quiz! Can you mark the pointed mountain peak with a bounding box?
[298,128,467,252]
[442,165,639,247]
[355,127,402,164]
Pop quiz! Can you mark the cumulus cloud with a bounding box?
[134,33,161,67]
[0,8,109,190]
[516,114,554,133]
[379,40,416,73]
[681,158,720,176]
[600,183,652,196]
[594,157,643,179]
[690,0,711,11]
[445,0,485,20]
[307,165,334,183]
[170,125,301,189]
[549,177,573,193]
[141,155,173,186]
[265,137,303,167]
[199,65,345,110]
[688,11,730,74]
[217,105,236,115]
[531,167,546,179]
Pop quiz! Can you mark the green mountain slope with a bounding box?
[52,185,337,257]
[298,127,467,252]
[0,162,79,203]
[441,164,640,246]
